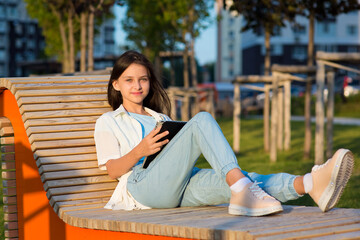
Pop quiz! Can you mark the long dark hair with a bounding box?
[107,50,171,116]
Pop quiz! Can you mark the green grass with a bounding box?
[196,117,360,209]
[291,93,360,118]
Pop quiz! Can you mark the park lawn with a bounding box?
[195,117,360,209]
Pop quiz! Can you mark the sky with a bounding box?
[113,5,217,66]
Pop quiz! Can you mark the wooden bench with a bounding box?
[1,76,360,240]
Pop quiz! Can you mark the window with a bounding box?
[292,46,307,61]
[294,24,306,35]
[7,5,18,18]
[0,35,5,47]
[0,21,6,32]
[0,63,5,76]
[272,44,283,56]
[104,27,114,42]
[0,5,5,16]
[273,26,281,36]
[347,25,357,36]
[228,31,234,39]
[0,49,5,60]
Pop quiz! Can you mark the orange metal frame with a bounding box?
[0,89,190,240]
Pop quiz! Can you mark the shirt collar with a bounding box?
[113,104,163,121]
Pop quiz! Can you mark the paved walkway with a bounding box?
[248,115,360,126]
[291,116,360,126]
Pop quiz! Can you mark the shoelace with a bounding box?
[249,181,269,199]
[312,158,330,172]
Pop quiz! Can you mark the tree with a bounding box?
[122,0,212,87]
[226,0,298,75]
[296,0,360,159]
[25,0,115,73]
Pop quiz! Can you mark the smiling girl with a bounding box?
[94,50,354,216]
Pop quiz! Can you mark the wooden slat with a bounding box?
[3,180,16,187]
[47,182,117,197]
[41,168,106,181]
[3,205,18,213]
[32,138,94,151]
[34,146,96,160]
[7,75,108,84]
[4,213,18,221]
[54,197,110,213]
[3,188,17,196]
[23,108,109,120]
[0,117,12,128]
[4,222,18,230]
[1,145,15,153]
[49,190,114,206]
[57,203,107,217]
[15,87,107,99]
[18,94,107,106]
[27,123,95,135]
[44,175,114,190]
[9,81,107,91]
[2,171,16,179]
[2,153,15,161]
[24,116,99,129]
[2,162,16,170]
[1,136,14,145]
[0,127,14,136]
[4,229,19,238]
[3,196,17,205]
[20,101,109,114]
[29,131,94,143]
[39,160,98,174]
[36,153,97,166]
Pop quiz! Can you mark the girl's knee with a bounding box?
[193,111,214,122]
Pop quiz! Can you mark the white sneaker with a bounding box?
[229,181,283,216]
[309,149,354,212]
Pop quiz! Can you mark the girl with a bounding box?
[94,50,354,216]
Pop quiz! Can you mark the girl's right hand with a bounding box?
[136,127,169,157]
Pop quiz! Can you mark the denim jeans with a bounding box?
[127,112,301,208]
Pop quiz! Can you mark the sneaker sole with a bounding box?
[228,204,283,217]
[318,149,354,212]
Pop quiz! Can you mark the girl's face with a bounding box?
[112,63,150,109]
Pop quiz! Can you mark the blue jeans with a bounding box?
[127,112,301,208]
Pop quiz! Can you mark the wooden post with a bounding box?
[315,61,325,164]
[168,90,177,120]
[326,70,335,159]
[277,83,284,150]
[284,80,291,150]
[233,83,241,153]
[181,92,190,121]
[208,89,215,118]
[264,84,270,152]
[270,75,279,162]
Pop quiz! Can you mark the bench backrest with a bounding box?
[1,76,117,214]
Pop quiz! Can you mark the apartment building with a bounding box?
[216,7,360,81]
[0,0,116,77]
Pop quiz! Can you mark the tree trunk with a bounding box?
[182,35,189,88]
[170,57,176,86]
[59,21,69,73]
[264,30,271,76]
[68,9,75,73]
[304,12,315,159]
[80,11,87,72]
[190,38,197,87]
[88,8,95,71]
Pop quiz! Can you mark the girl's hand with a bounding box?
[136,127,169,157]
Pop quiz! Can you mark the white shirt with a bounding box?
[94,105,171,210]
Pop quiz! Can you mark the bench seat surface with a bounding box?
[1,76,360,240]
